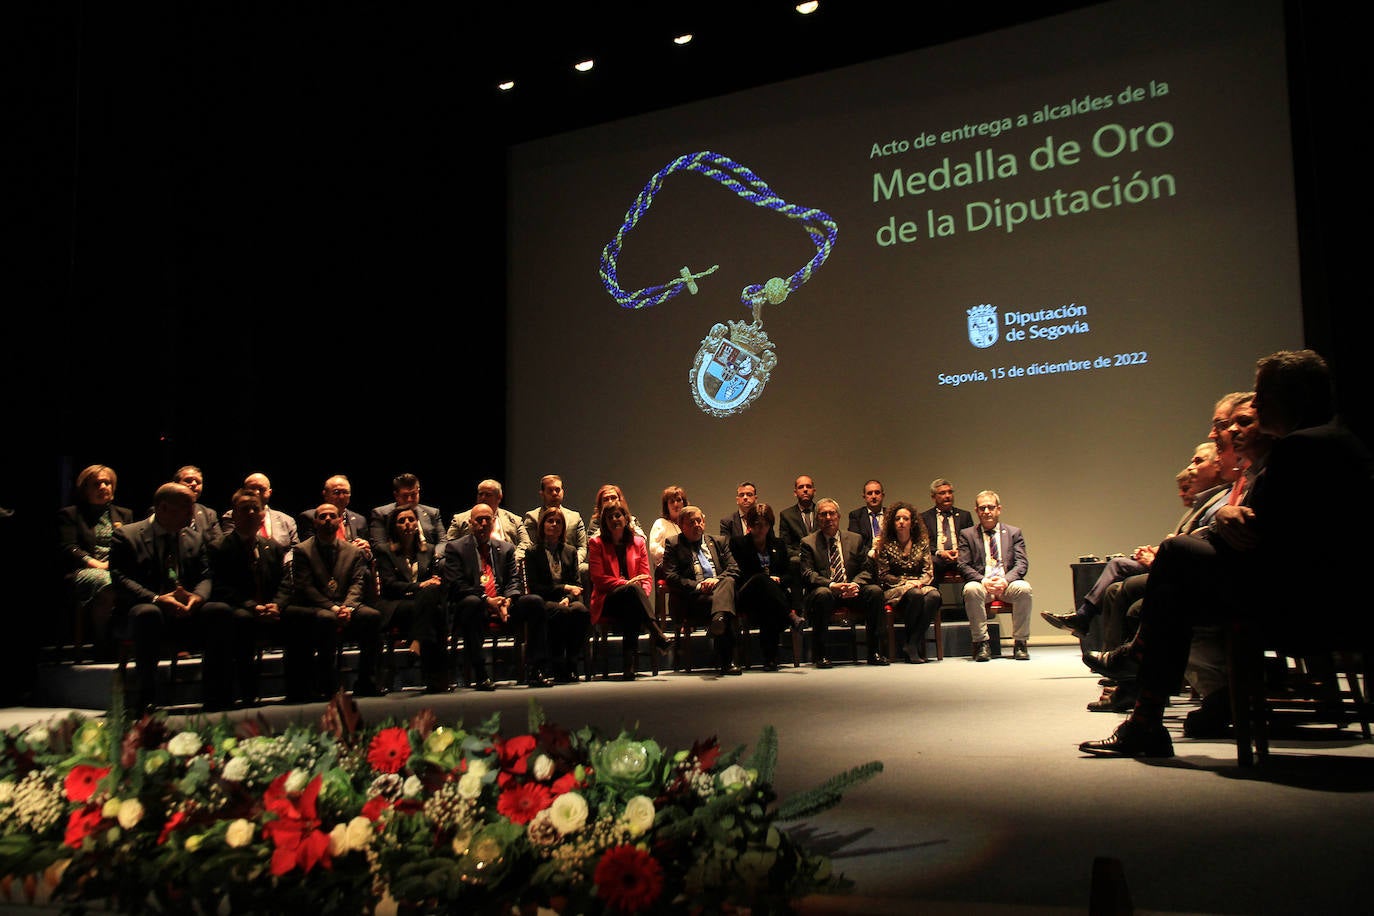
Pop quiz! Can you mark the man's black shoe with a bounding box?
[1013,641,1030,661]
[1079,719,1174,758]
[973,641,991,662]
[472,678,496,692]
[814,656,833,669]
[1083,645,1139,679]
[1041,611,1092,639]
[867,652,890,666]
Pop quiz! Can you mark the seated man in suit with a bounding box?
[921,478,975,581]
[298,475,370,544]
[664,505,742,675]
[958,490,1033,662]
[210,487,291,706]
[368,472,445,552]
[719,481,757,539]
[284,503,384,701]
[445,502,554,691]
[173,465,222,547]
[111,482,233,711]
[848,479,886,548]
[800,497,888,668]
[523,474,588,565]
[221,472,299,558]
[778,475,818,609]
[449,478,533,558]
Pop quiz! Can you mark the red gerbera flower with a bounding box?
[367,727,412,774]
[64,765,111,803]
[594,844,664,913]
[495,781,552,825]
[63,805,104,849]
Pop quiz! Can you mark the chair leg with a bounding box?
[932,609,944,661]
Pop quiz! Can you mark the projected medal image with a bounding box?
[598,151,837,418]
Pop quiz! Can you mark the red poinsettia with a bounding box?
[64,805,104,849]
[366,727,412,774]
[495,781,552,825]
[496,734,537,785]
[262,774,332,876]
[594,844,664,913]
[64,764,111,803]
[157,809,187,845]
[361,795,392,821]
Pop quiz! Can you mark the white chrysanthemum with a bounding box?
[225,818,254,848]
[456,771,483,799]
[284,768,309,794]
[221,756,250,782]
[623,795,656,836]
[167,731,202,757]
[402,775,422,798]
[116,798,145,829]
[718,764,752,788]
[548,791,588,835]
[345,816,373,850]
[531,754,554,781]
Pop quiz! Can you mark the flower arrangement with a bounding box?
[0,694,881,914]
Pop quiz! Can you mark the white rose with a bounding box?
[531,754,554,781]
[221,756,249,782]
[548,791,588,835]
[466,759,489,779]
[456,771,483,800]
[623,795,656,837]
[345,816,373,851]
[116,798,145,829]
[329,823,349,856]
[225,818,254,848]
[402,775,422,798]
[718,764,751,788]
[284,769,309,794]
[167,732,201,757]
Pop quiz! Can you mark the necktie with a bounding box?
[987,529,1001,565]
[804,509,814,532]
[162,534,180,586]
[828,536,845,582]
[941,512,953,550]
[870,510,881,538]
[480,543,497,598]
[696,541,715,578]
[1227,471,1247,506]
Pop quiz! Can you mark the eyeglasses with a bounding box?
[316,512,339,520]
[975,505,998,513]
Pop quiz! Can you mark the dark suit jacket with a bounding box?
[291,536,367,609]
[728,534,792,589]
[368,503,445,552]
[921,506,975,557]
[662,533,738,596]
[59,503,135,571]
[848,505,885,546]
[799,529,875,591]
[374,542,440,600]
[109,518,213,610]
[957,523,1029,583]
[298,507,369,544]
[778,503,818,560]
[523,542,582,602]
[209,532,290,610]
[442,534,521,602]
[719,513,746,539]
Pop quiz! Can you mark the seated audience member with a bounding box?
[209,488,291,706]
[922,479,975,581]
[649,485,687,571]
[523,506,592,683]
[173,465,222,547]
[1174,468,1194,508]
[585,483,645,539]
[284,503,384,701]
[588,498,669,681]
[447,478,532,558]
[719,481,757,539]
[958,490,1033,662]
[1081,350,1373,757]
[221,472,299,557]
[874,501,941,663]
[728,502,796,671]
[524,474,589,568]
[368,472,445,552]
[444,503,554,691]
[375,506,447,693]
[664,505,741,676]
[111,482,233,711]
[778,475,819,608]
[848,479,887,548]
[298,475,369,544]
[801,497,887,668]
[59,464,133,658]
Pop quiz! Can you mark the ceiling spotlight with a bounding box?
[796,2,819,13]
[673,33,693,45]
[497,80,515,91]
[574,58,595,72]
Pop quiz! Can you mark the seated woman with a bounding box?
[728,502,797,671]
[648,485,687,572]
[588,498,668,680]
[58,464,133,659]
[374,506,447,691]
[523,505,592,683]
[874,501,942,663]
[585,484,646,539]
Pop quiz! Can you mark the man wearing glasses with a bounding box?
[957,491,1033,662]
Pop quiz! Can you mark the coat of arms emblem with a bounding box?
[690,319,777,418]
[967,304,999,349]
